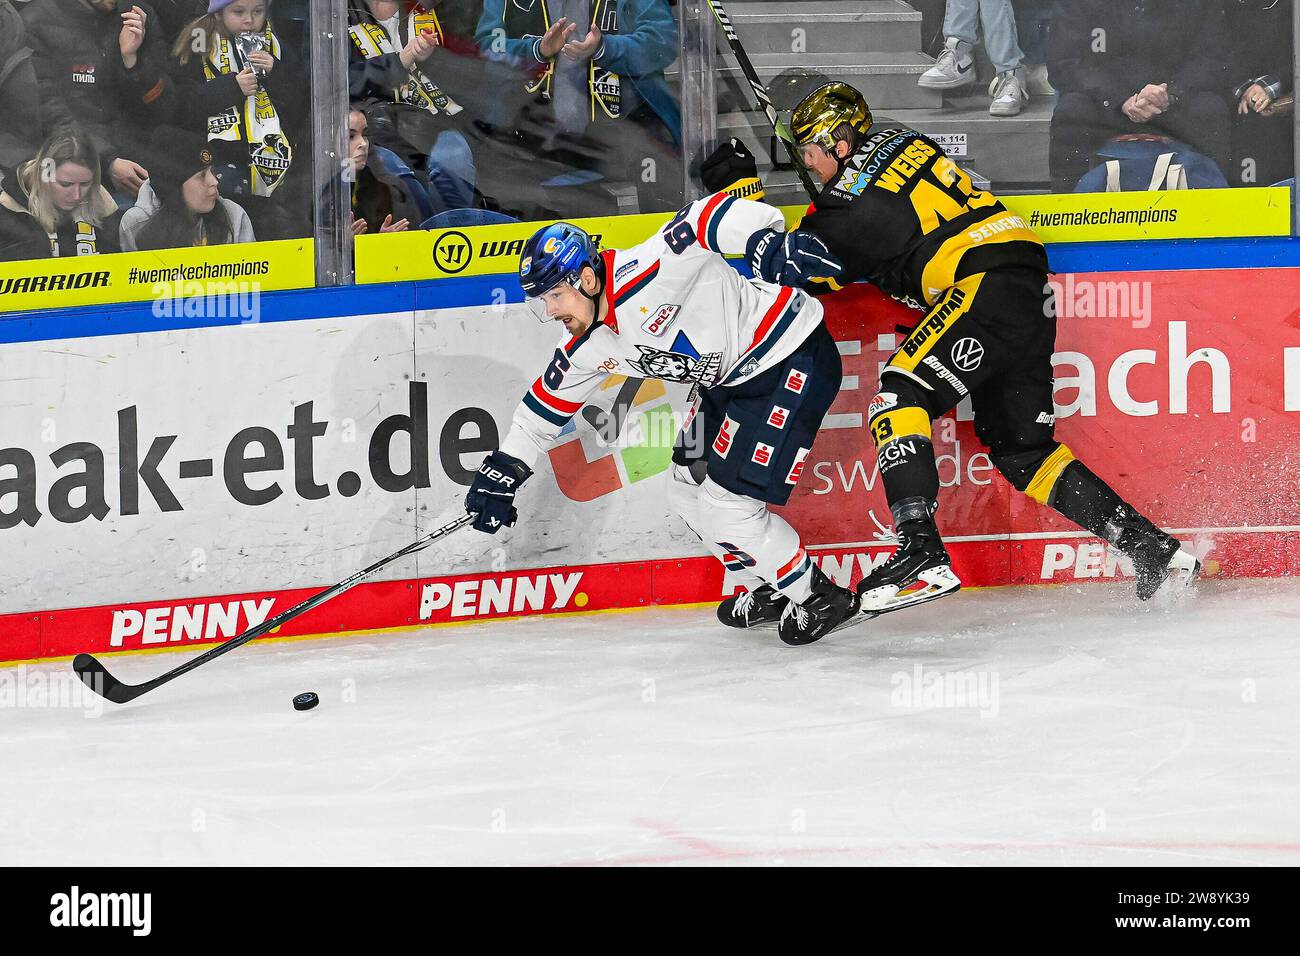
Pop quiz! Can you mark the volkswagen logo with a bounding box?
[950,337,984,372]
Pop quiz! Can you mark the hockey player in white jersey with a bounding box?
[464,198,859,644]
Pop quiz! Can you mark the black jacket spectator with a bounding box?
[1047,0,1231,191]
[0,128,122,261]
[20,0,173,196]
[0,1,44,171]
[1225,0,1295,187]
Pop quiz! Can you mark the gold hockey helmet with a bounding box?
[790,82,873,153]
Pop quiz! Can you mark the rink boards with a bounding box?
[3,259,1300,662]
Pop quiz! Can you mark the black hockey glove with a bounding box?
[746,227,843,287]
[699,138,765,200]
[466,450,533,535]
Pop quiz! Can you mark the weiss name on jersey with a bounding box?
[502,194,825,466]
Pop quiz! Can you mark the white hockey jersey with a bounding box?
[501,193,825,467]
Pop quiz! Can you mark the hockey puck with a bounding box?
[292,692,319,712]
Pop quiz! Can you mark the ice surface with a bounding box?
[3,579,1298,866]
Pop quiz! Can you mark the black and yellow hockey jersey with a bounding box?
[800,126,1048,309]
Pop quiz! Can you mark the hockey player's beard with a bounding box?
[555,301,597,335]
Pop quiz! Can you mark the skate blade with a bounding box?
[858,565,962,615]
[1150,550,1201,606]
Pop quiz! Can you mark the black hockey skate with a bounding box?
[856,505,961,616]
[1107,508,1201,601]
[778,566,858,645]
[717,584,788,629]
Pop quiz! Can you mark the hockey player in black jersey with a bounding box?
[743,82,1200,619]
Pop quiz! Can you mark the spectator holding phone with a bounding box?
[1225,0,1294,187]
[0,128,121,261]
[20,0,175,201]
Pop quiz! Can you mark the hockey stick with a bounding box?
[702,0,821,201]
[73,512,477,704]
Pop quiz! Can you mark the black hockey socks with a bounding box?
[1046,460,1135,542]
[1042,460,1198,600]
[868,399,941,507]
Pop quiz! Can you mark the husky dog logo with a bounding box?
[627,346,722,387]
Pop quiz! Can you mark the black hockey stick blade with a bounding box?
[72,652,136,704]
[703,0,821,201]
[72,512,477,704]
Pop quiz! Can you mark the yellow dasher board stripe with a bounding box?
[0,239,315,314]
[999,186,1291,243]
[355,186,1291,284]
[355,207,807,284]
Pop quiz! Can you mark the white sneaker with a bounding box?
[989,69,1027,116]
[918,37,976,90]
[1024,63,1055,96]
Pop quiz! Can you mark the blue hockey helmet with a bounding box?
[519,222,605,321]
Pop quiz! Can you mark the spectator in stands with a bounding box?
[1010,0,1054,95]
[0,128,121,261]
[344,105,418,235]
[119,126,255,250]
[476,0,683,215]
[170,0,309,239]
[1225,0,1294,187]
[20,0,175,202]
[1047,0,1231,192]
[918,0,1029,116]
[151,1,208,42]
[345,1,480,198]
[0,1,45,173]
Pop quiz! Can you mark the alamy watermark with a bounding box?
[150,280,262,324]
[0,665,103,718]
[890,664,1000,718]
[1047,275,1152,329]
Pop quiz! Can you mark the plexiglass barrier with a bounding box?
[0,0,1296,313]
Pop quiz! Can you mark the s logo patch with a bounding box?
[786,447,810,485]
[714,416,738,458]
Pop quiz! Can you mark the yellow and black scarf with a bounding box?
[509,0,622,120]
[203,24,293,197]
[349,5,463,116]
